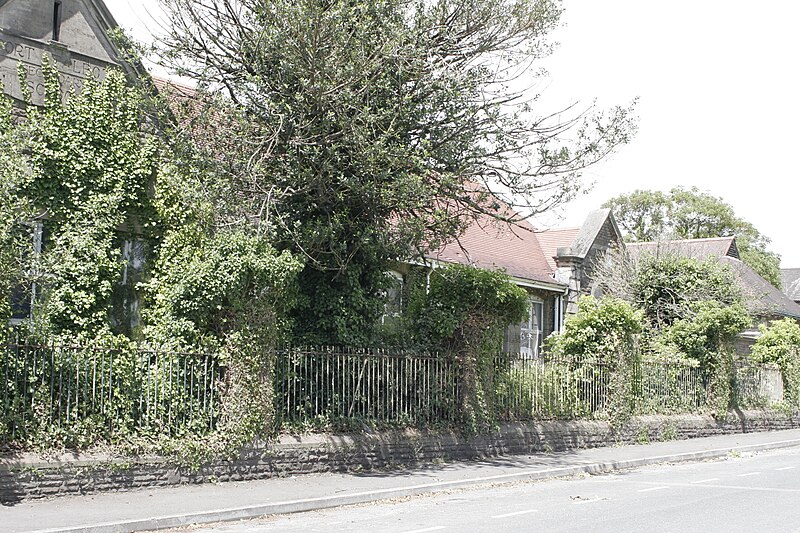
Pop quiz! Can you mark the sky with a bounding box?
[109,0,800,265]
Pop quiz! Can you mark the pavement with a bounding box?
[5,428,800,533]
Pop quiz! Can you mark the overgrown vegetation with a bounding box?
[751,318,800,407]
[0,66,304,460]
[155,0,637,344]
[407,264,529,432]
[550,247,763,417]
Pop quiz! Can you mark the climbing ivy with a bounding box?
[407,264,528,433]
[0,96,33,324]
[15,60,159,338]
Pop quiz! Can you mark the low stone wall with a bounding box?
[2,410,799,504]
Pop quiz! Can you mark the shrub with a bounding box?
[751,318,800,407]
[547,296,644,363]
[631,255,742,328]
[406,264,528,433]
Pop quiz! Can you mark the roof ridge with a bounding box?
[628,236,736,245]
[535,226,581,233]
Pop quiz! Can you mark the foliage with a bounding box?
[156,0,636,344]
[0,334,223,450]
[545,296,644,428]
[290,251,391,346]
[660,301,750,414]
[547,296,644,363]
[0,58,306,459]
[0,98,33,324]
[407,264,528,432]
[493,361,592,420]
[751,318,800,406]
[142,228,302,347]
[660,301,750,371]
[603,187,781,287]
[141,149,305,452]
[408,264,529,348]
[9,63,159,337]
[629,255,742,328]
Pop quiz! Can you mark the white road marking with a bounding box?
[399,527,446,533]
[691,478,720,484]
[776,467,796,471]
[647,482,800,493]
[637,486,669,493]
[573,498,608,505]
[737,472,761,477]
[491,509,539,519]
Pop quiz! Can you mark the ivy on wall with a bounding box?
[11,61,159,338]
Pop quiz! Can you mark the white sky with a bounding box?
[108,0,800,265]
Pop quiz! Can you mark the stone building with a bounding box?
[0,0,143,106]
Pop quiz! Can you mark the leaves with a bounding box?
[155,0,637,342]
[547,296,644,364]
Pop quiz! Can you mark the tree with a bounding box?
[594,248,743,329]
[603,187,781,288]
[155,0,637,343]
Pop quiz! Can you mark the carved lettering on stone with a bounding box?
[0,33,108,105]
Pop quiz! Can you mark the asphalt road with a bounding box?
[175,447,800,533]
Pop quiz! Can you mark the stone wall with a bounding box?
[2,410,799,504]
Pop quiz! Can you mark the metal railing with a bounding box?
[273,347,460,426]
[632,360,707,414]
[1,341,787,445]
[1,339,224,443]
[492,356,610,420]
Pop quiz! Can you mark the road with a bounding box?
[173,447,800,533]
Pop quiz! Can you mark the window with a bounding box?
[9,222,47,325]
[553,295,565,333]
[504,297,544,357]
[52,2,63,41]
[109,237,147,334]
[380,271,404,326]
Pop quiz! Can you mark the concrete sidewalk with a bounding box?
[7,429,800,533]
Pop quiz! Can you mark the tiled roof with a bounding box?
[428,214,562,287]
[781,268,800,302]
[722,258,800,319]
[428,207,619,289]
[626,236,739,260]
[535,227,580,271]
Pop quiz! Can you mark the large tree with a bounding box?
[603,187,781,288]
[156,0,637,343]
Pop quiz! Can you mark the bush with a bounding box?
[661,301,750,371]
[751,318,800,407]
[406,264,528,433]
[631,255,742,328]
[547,296,644,363]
